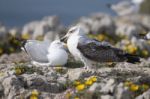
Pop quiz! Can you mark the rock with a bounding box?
[116,23,145,39]
[67,68,84,81]
[42,16,60,28]
[8,27,21,37]
[114,83,132,99]
[0,83,4,98]
[131,37,150,52]
[22,15,65,41]
[0,52,29,64]
[24,73,66,93]
[88,83,101,92]
[22,21,40,36]
[90,13,116,35]
[100,79,116,94]
[101,95,114,99]
[43,31,59,43]
[32,21,50,39]
[2,75,25,99]
[0,26,7,42]
[77,13,116,36]
[136,89,150,99]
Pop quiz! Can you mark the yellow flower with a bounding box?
[15,68,22,75]
[31,89,39,96]
[30,95,38,99]
[21,33,30,39]
[141,84,149,90]
[88,34,95,38]
[127,44,137,54]
[0,48,3,54]
[74,80,81,86]
[130,84,139,91]
[55,66,63,72]
[66,92,71,99]
[74,96,80,99]
[142,50,149,57]
[97,34,105,41]
[124,81,133,87]
[85,80,93,86]
[90,76,97,82]
[76,84,85,91]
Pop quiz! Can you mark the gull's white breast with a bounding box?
[67,35,81,60]
[47,49,68,66]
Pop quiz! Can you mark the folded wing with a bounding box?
[23,40,50,63]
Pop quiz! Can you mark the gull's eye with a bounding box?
[69,29,76,33]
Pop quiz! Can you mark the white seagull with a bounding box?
[22,40,68,66]
[107,0,144,16]
[61,26,140,69]
[144,32,150,40]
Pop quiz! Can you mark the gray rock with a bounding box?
[88,83,101,92]
[116,23,144,39]
[101,95,114,99]
[2,75,25,99]
[90,13,116,35]
[22,21,40,36]
[77,13,116,35]
[0,83,4,98]
[114,83,132,99]
[100,79,116,94]
[136,89,150,99]
[67,68,84,81]
[131,37,150,52]
[43,31,59,43]
[24,74,66,93]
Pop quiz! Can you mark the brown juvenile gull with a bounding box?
[61,25,140,69]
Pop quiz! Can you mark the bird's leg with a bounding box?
[82,59,96,74]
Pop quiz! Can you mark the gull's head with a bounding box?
[60,25,85,42]
[50,40,66,49]
[145,32,150,40]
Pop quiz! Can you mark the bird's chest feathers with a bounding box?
[67,35,81,59]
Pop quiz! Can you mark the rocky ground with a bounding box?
[0,13,150,99]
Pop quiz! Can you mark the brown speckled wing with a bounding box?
[77,39,127,62]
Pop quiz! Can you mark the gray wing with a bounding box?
[77,38,127,62]
[23,40,50,63]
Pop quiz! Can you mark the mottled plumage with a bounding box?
[61,26,140,69]
[77,38,125,62]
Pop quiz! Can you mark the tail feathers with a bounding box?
[125,53,140,64]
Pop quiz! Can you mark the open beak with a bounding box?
[60,35,68,43]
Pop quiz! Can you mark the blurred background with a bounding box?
[0,0,150,57]
[0,0,121,27]
[0,1,150,99]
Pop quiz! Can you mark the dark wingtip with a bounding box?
[21,40,28,53]
[125,54,140,64]
[21,40,27,47]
